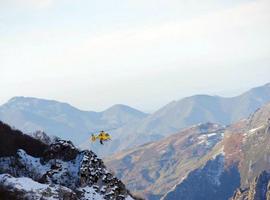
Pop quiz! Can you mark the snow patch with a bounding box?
[0,173,75,200]
[78,186,105,200]
[243,125,265,142]
[207,133,217,137]
[0,174,48,191]
[249,125,265,134]
[197,132,223,147]
[0,142,134,200]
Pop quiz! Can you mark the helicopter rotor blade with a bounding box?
[89,127,118,135]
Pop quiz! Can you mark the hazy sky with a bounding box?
[1,0,270,112]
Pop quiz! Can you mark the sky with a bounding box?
[0,0,270,112]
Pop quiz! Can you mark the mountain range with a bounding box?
[2,98,269,200]
[1,83,270,199]
[106,100,270,200]
[0,97,147,145]
[162,101,270,200]
[1,83,270,156]
[99,82,270,155]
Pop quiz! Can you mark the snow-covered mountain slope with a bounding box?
[0,121,137,200]
[0,174,78,200]
[0,97,147,146]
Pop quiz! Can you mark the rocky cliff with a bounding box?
[0,121,136,200]
[231,171,270,200]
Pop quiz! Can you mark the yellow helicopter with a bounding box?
[91,130,111,145]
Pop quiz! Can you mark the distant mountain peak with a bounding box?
[189,94,218,99]
[7,96,31,104]
[104,104,147,115]
[7,96,70,106]
[8,96,50,102]
[106,104,136,110]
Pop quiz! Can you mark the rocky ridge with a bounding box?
[0,121,136,200]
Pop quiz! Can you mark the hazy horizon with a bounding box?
[1,0,270,112]
[1,81,269,113]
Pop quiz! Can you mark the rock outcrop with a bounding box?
[231,171,270,200]
[0,121,136,200]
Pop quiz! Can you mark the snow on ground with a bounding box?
[78,186,105,200]
[48,152,84,186]
[0,173,75,200]
[0,173,122,200]
[0,147,134,200]
[197,132,223,147]
[17,149,50,176]
[3,149,83,186]
[0,174,48,191]
[198,132,219,140]
[0,150,50,181]
[207,133,217,137]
